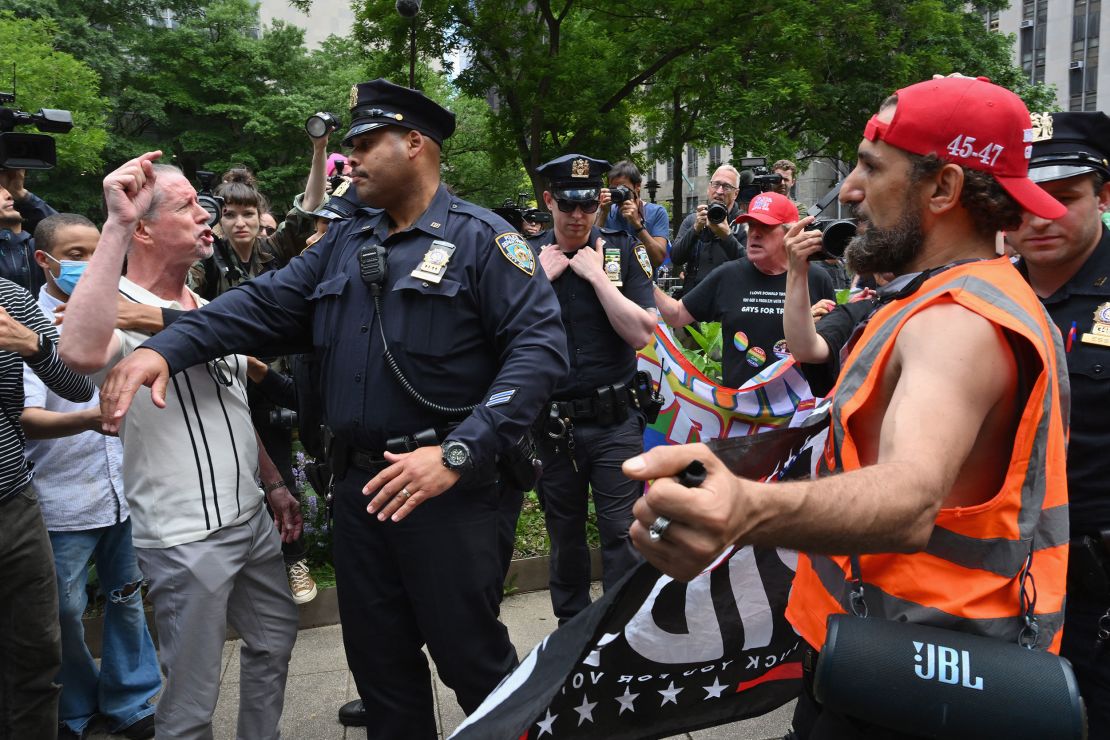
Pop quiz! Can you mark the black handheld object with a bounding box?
[806,219,857,262]
[706,202,728,224]
[676,460,707,488]
[359,244,388,291]
[815,615,1087,739]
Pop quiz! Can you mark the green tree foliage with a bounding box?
[351,0,1053,225]
[0,12,109,213]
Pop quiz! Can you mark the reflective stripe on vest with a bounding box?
[788,259,1069,652]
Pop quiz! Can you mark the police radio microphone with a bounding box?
[395,0,421,18]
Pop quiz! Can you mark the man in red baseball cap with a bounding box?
[655,190,836,387]
[629,76,1071,738]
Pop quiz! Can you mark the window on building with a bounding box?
[686,195,699,214]
[978,5,1000,31]
[1021,0,1048,84]
[686,146,699,177]
[646,136,658,181]
[708,144,722,171]
[1071,0,1101,110]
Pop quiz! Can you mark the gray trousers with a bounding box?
[136,504,298,740]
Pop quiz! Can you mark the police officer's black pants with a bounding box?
[1061,594,1110,738]
[331,471,518,740]
[537,413,645,623]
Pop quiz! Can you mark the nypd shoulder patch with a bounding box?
[634,244,653,278]
[495,232,535,276]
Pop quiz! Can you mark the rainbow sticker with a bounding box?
[733,331,749,352]
[746,346,767,367]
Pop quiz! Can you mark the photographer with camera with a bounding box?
[596,160,670,268]
[655,190,835,388]
[0,170,58,295]
[670,164,746,294]
[771,159,797,197]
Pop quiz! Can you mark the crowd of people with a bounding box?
[0,72,1107,740]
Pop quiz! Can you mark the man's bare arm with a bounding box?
[653,286,695,328]
[625,302,1017,580]
[783,218,832,363]
[21,407,104,439]
[59,153,162,372]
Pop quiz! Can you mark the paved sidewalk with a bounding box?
[89,588,794,739]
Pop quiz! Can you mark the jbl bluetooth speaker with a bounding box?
[813,615,1086,739]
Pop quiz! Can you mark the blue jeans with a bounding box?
[49,519,160,734]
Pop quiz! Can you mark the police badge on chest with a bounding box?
[411,240,456,283]
[603,245,623,286]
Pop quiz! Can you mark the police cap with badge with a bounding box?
[1027,110,1110,184]
[312,178,365,222]
[536,154,611,206]
[342,78,456,147]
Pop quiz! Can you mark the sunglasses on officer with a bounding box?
[554,198,600,215]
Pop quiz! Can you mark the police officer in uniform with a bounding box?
[97,79,569,740]
[1007,111,1110,736]
[529,154,658,623]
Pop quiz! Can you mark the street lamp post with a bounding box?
[646,178,660,203]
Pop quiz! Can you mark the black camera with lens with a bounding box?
[0,92,74,170]
[706,202,728,224]
[269,407,299,429]
[195,170,225,228]
[806,219,857,261]
[305,111,340,139]
[609,185,634,205]
[493,193,551,232]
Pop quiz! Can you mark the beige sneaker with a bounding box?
[287,559,318,604]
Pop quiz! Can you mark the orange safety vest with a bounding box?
[786,258,1070,653]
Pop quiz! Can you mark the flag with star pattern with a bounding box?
[450,414,831,739]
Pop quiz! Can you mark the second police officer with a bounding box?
[97,79,569,740]
[1006,110,1110,737]
[529,154,659,624]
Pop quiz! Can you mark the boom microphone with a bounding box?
[395,0,421,17]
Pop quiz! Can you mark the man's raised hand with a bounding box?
[103,151,162,227]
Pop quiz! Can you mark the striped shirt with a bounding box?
[0,278,94,505]
[95,278,262,549]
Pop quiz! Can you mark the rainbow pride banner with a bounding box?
[636,323,816,450]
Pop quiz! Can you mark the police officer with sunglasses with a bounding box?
[527,154,659,623]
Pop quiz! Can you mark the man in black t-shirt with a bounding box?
[655,191,835,388]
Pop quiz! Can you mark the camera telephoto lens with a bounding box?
[706,202,728,224]
[305,112,340,139]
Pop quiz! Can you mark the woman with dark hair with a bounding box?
[190,134,328,300]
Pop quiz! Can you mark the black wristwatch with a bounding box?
[441,440,474,473]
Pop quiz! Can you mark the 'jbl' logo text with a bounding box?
[912,641,984,690]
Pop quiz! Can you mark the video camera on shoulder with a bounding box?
[195,170,225,228]
[492,193,552,232]
[737,156,783,203]
[0,92,73,170]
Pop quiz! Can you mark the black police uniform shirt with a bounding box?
[1019,225,1110,533]
[682,258,835,388]
[141,184,570,469]
[527,225,656,400]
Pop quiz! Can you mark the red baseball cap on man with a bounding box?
[863,76,1065,220]
[737,191,800,226]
